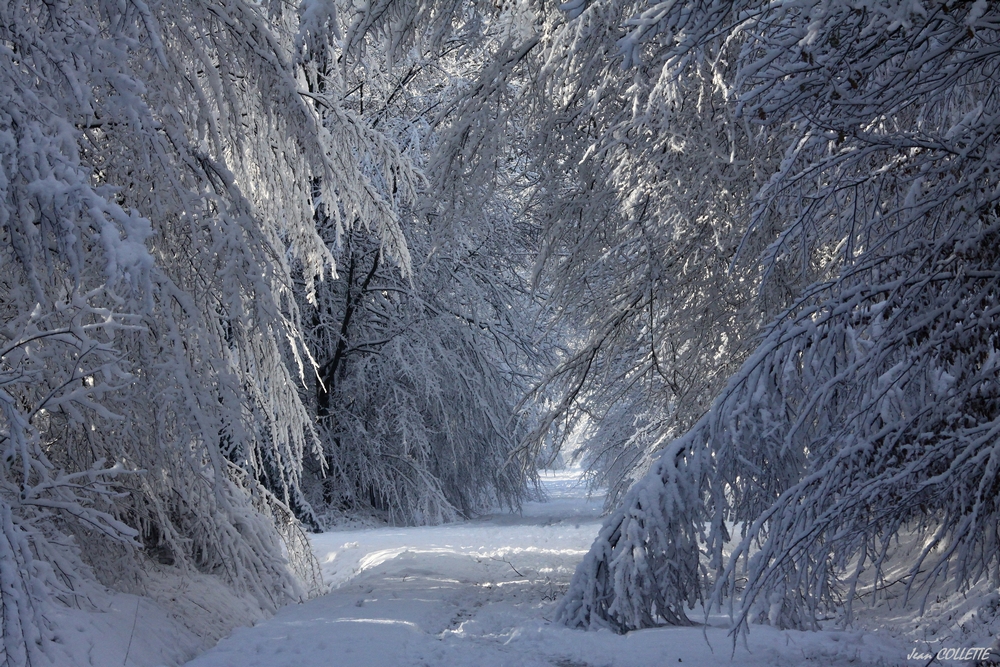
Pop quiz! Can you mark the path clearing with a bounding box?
[184,470,909,667]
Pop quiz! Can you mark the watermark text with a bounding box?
[907,646,991,661]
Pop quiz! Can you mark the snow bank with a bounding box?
[41,567,268,667]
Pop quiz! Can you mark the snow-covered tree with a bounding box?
[298,0,548,524]
[554,0,1000,634]
[518,0,781,504]
[0,0,415,661]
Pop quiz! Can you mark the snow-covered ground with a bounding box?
[182,469,917,667]
[43,562,268,667]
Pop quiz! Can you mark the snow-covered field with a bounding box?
[182,470,917,667]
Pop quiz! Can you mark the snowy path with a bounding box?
[184,470,909,667]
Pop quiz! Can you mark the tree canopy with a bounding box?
[2,0,998,662]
